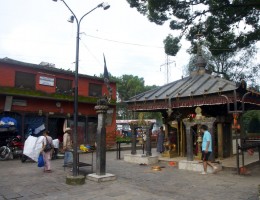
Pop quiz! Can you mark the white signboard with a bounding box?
[39,76,54,86]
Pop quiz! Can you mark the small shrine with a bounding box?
[123,113,159,165]
[125,35,260,166]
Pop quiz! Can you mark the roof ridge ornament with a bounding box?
[195,33,207,71]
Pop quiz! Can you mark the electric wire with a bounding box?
[84,34,164,49]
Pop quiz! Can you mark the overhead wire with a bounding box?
[83,34,164,49]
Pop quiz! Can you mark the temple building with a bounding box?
[126,42,260,161]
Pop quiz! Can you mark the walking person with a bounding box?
[156,126,165,153]
[41,130,53,173]
[63,127,73,167]
[200,125,213,175]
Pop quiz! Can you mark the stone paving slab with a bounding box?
[0,150,259,200]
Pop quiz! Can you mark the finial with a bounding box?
[195,33,206,69]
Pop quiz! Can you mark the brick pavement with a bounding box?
[0,149,259,200]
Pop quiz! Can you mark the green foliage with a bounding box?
[0,86,103,104]
[127,0,260,56]
[163,35,181,56]
[98,73,160,120]
[115,136,131,143]
[185,42,260,87]
[241,110,260,135]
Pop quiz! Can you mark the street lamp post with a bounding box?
[53,0,110,177]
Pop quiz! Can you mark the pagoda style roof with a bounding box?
[126,69,260,111]
[128,69,237,102]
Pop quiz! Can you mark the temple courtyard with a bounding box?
[0,149,259,200]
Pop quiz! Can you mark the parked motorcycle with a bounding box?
[0,135,28,162]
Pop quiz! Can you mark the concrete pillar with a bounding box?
[95,104,108,176]
[217,123,223,159]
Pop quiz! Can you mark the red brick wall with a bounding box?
[0,62,117,147]
[0,64,15,87]
[0,63,116,100]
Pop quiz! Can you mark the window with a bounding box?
[89,83,102,97]
[56,78,72,94]
[15,71,36,90]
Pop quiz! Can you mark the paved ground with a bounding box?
[0,149,259,200]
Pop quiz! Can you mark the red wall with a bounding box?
[0,63,116,100]
[0,62,117,146]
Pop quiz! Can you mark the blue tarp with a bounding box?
[0,117,17,128]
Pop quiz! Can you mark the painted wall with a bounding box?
[0,61,116,146]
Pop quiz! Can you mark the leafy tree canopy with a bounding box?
[99,73,159,120]
[186,41,260,88]
[126,0,260,56]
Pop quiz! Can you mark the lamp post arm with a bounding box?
[61,0,79,25]
[79,3,103,25]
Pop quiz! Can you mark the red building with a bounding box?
[0,58,116,147]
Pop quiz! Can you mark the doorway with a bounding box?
[48,117,65,142]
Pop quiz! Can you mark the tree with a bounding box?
[99,73,160,120]
[186,41,260,87]
[116,75,160,120]
[241,110,260,135]
[126,0,260,56]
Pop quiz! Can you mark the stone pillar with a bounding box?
[145,123,154,156]
[185,125,193,161]
[130,124,137,155]
[217,123,223,159]
[208,124,215,162]
[182,117,216,161]
[95,104,108,176]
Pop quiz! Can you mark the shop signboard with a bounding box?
[39,76,54,86]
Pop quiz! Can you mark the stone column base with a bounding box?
[66,175,85,185]
[178,160,222,173]
[87,173,116,182]
[124,154,158,165]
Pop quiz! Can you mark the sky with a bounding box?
[0,0,191,86]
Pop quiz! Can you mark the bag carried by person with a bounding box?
[37,153,44,167]
[44,136,52,152]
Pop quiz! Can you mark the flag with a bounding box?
[103,53,109,84]
[103,53,113,100]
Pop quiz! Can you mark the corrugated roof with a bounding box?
[0,57,116,83]
[128,69,237,102]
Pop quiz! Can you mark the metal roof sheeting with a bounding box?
[128,70,237,102]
